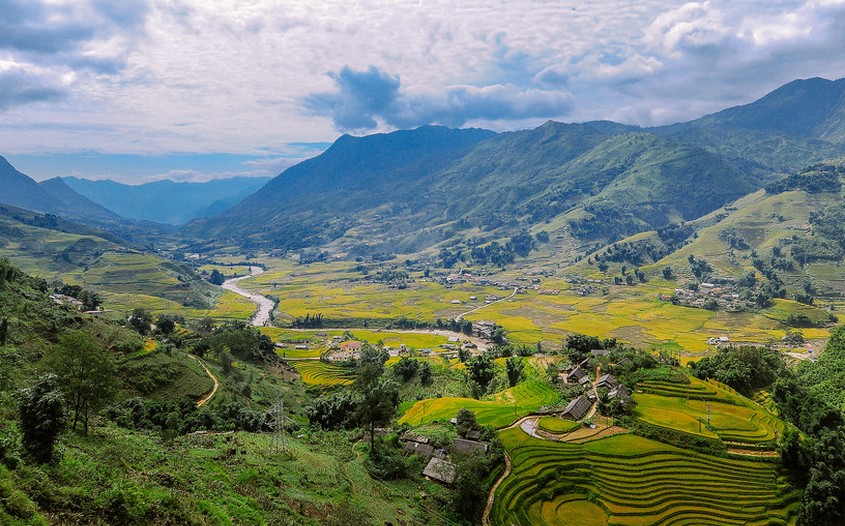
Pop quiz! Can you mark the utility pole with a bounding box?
[269,398,288,454]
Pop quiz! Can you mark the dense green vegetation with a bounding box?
[0,260,470,525]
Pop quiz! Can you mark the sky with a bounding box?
[2,0,845,183]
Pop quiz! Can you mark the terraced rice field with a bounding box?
[537,417,581,434]
[399,380,559,428]
[493,429,800,525]
[634,377,786,443]
[290,361,356,386]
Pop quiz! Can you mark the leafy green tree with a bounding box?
[209,269,226,285]
[354,376,399,450]
[156,314,177,336]
[418,362,432,385]
[466,354,495,395]
[450,455,489,522]
[455,408,480,438]
[545,362,559,382]
[505,356,524,387]
[77,289,101,311]
[457,347,470,363]
[19,374,65,463]
[0,317,7,346]
[129,308,152,335]
[306,391,358,429]
[393,357,419,382]
[47,331,119,433]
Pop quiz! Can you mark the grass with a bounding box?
[633,377,787,444]
[492,428,800,526]
[398,379,559,428]
[2,424,454,526]
[117,352,213,402]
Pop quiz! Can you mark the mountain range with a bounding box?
[182,77,845,260]
[63,176,272,225]
[4,76,845,266]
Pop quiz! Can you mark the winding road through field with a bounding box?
[221,266,275,327]
[455,286,518,321]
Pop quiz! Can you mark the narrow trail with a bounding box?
[221,266,275,327]
[456,287,518,321]
[189,354,219,407]
[482,450,511,526]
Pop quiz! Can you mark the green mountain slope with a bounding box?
[184,125,498,251]
[0,205,218,311]
[657,77,845,172]
[184,124,760,257]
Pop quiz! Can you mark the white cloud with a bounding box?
[1,0,845,176]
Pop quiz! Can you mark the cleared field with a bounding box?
[634,377,786,444]
[290,361,356,386]
[492,429,800,526]
[399,379,559,428]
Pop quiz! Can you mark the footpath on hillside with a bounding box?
[189,354,219,407]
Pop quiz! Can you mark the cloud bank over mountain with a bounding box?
[1,0,844,180]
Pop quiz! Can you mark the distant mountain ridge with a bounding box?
[63,176,272,225]
[182,76,845,259]
[0,155,121,223]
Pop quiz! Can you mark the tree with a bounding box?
[393,357,419,382]
[466,354,495,395]
[47,331,119,433]
[457,347,470,363]
[505,356,524,387]
[129,308,152,335]
[209,269,226,285]
[0,317,7,346]
[451,455,489,522]
[354,376,399,450]
[156,314,177,336]
[306,391,357,429]
[662,266,673,280]
[19,374,65,463]
[419,362,432,385]
[77,289,101,311]
[455,408,480,438]
[545,362,559,382]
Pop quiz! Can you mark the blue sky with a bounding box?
[2,0,845,182]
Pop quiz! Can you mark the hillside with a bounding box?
[183,124,760,258]
[0,204,219,312]
[657,77,845,172]
[0,261,458,525]
[182,78,845,260]
[64,176,272,225]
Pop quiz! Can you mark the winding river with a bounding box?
[221,266,275,327]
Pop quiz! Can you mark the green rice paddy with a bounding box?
[399,379,559,428]
[492,429,800,526]
[633,377,786,444]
